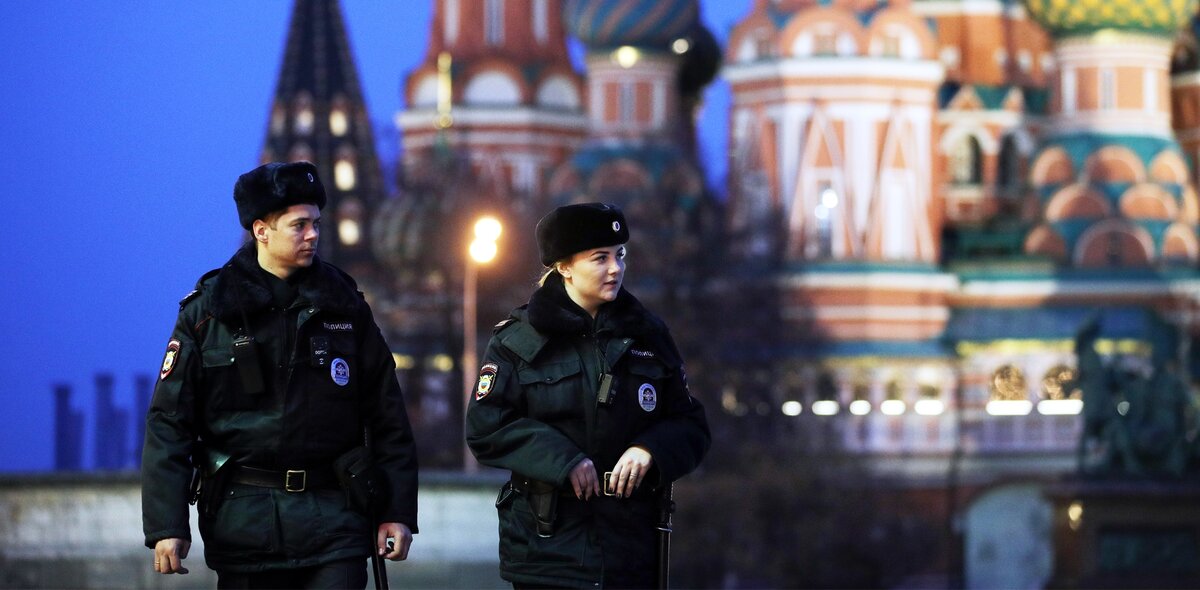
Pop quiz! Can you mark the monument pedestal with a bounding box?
[1046,479,1200,589]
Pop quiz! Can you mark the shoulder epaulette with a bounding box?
[179,289,202,308]
[180,267,221,309]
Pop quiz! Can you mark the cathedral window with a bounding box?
[950,135,982,185]
[295,107,314,136]
[619,82,635,124]
[532,0,548,44]
[335,158,357,191]
[445,0,459,44]
[811,184,839,258]
[329,108,348,137]
[486,0,504,46]
[814,31,836,56]
[997,134,1020,198]
[1100,68,1115,110]
[881,35,900,58]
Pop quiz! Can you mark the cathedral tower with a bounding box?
[260,0,386,269]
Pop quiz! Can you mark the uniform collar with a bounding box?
[209,242,361,323]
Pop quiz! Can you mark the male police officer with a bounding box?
[141,161,418,588]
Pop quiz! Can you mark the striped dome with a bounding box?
[1023,0,1198,38]
[565,0,699,50]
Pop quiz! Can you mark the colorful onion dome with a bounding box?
[1023,0,1198,38]
[565,0,699,50]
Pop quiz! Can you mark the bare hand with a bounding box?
[153,537,190,574]
[610,446,653,498]
[377,522,413,561]
[568,458,601,500]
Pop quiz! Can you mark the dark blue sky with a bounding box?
[0,1,740,472]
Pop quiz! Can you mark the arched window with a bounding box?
[951,135,983,185]
[997,134,1020,197]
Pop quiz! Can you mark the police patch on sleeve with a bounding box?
[160,339,182,381]
[331,358,350,387]
[476,363,499,401]
[638,383,657,412]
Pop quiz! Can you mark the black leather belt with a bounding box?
[228,465,339,492]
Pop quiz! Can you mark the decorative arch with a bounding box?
[727,12,776,63]
[940,124,999,155]
[864,8,938,60]
[1181,186,1200,223]
[461,59,530,105]
[1083,146,1146,183]
[1044,184,1111,220]
[1118,183,1178,220]
[407,70,439,108]
[1024,224,1068,261]
[1074,220,1154,267]
[1162,222,1200,263]
[778,7,865,58]
[535,71,582,110]
[1149,150,1188,184]
[1030,146,1075,185]
[587,158,654,196]
[948,134,983,185]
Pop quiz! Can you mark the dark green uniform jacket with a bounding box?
[466,273,710,588]
[141,243,418,572]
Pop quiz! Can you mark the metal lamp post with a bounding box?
[463,216,501,472]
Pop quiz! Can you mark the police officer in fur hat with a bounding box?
[466,202,710,589]
[141,161,419,588]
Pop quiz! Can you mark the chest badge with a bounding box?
[331,358,350,387]
[638,383,657,412]
[159,339,181,381]
[476,363,499,401]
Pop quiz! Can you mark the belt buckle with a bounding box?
[285,469,307,492]
[603,472,617,496]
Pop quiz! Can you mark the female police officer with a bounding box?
[466,202,710,589]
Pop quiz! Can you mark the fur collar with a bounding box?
[524,272,664,339]
[207,242,361,323]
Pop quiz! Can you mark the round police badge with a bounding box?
[159,339,181,381]
[638,383,657,412]
[476,363,499,400]
[331,358,350,387]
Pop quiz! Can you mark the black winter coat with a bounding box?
[141,243,418,572]
[466,273,710,588]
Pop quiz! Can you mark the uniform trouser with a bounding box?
[217,558,368,590]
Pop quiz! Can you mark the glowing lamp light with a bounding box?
[820,187,839,208]
[781,401,802,416]
[811,400,839,416]
[880,399,906,415]
[468,216,502,263]
[1068,501,1084,531]
[338,219,361,246]
[986,400,1033,416]
[1037,399,1083,415]
[914,399,945,416]
[474,216,502,241]
[430,354,454,372]
[469,240,497,263]
[613,46,640,68]
[671,38,690,54]
[849,400,871,415]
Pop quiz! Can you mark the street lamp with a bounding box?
[463,215,501,472]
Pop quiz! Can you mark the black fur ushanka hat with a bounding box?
[233,161,327,229]
[535,202,630,266]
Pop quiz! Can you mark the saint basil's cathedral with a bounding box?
[258,0,1200,585]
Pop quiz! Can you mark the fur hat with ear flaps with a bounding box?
[535,202,630,266]
[233,161,327,229]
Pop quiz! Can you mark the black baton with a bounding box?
[656,483,674,589]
